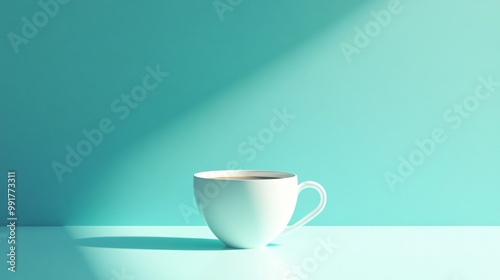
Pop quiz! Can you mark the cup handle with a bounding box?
[280,181,327,236]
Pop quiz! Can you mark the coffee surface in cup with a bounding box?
[210,176,278,180]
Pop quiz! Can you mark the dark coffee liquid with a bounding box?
[210,176,278,180]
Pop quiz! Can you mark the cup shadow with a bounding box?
[74,236,235,251]
[74,236,281,251]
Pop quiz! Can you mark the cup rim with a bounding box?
[194,170,296,181]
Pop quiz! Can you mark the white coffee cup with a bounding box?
[193,170,327,249]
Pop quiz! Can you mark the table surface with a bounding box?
[1,226,499,280]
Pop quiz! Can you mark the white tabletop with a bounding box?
[1,226,499,280]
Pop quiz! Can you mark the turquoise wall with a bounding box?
[1,0,500,226]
